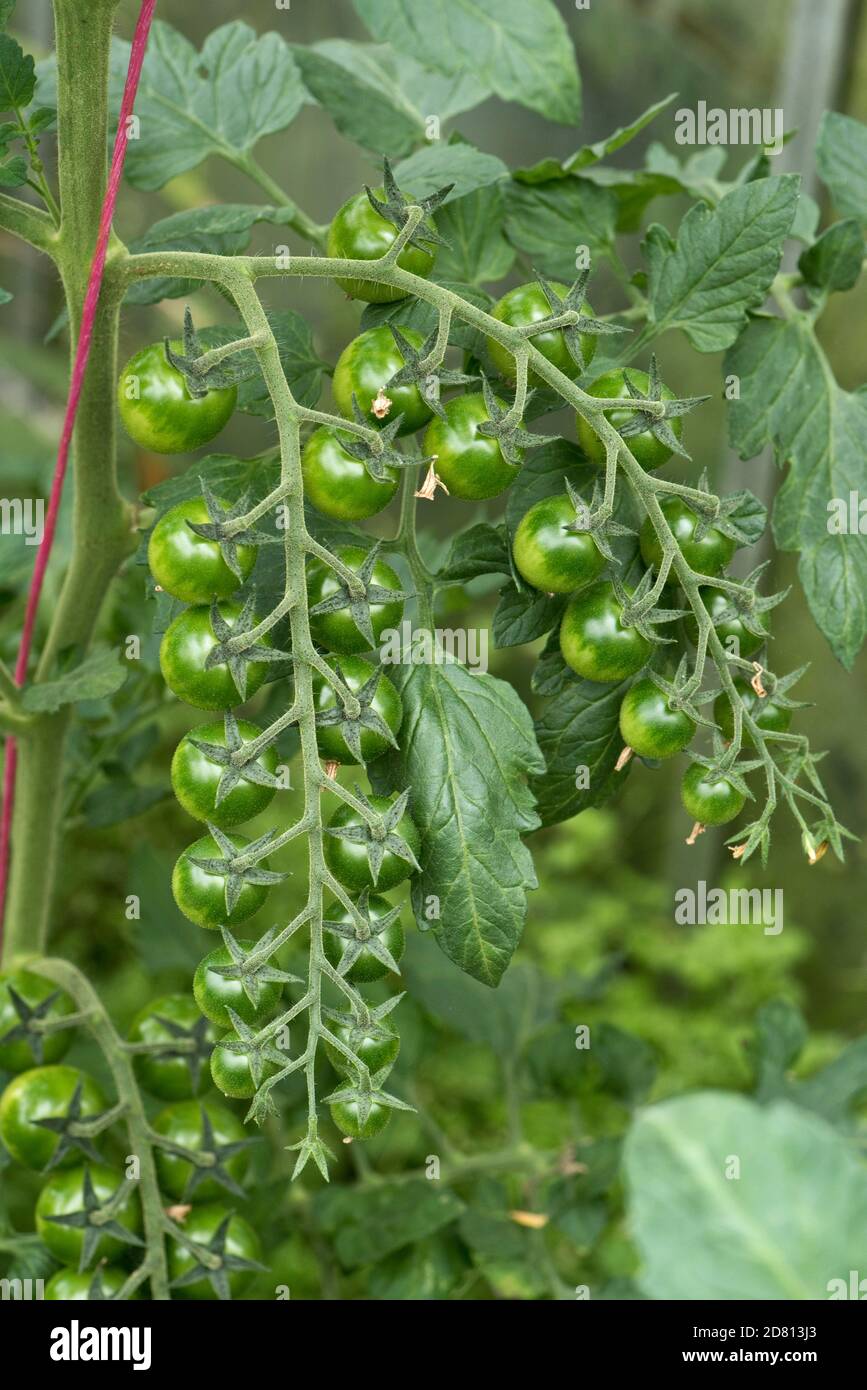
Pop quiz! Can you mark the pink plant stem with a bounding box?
[0,0,158,945]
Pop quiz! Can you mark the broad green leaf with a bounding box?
[437,521,510,582]
[593,1023,657,1104]
[514,93,678,183]
[292,40,488,156]
[504,177,619,280]
[83,782,168,829]
[648,175,800,351]
[749,999,808,1102]
[353,0,581,125]
[625,1093,867,1299]
[21,647,128,713]
[368,1235,469,1300]
[0,2,16,32]
[727,315,867,667]
[117,22,306,190]
[0,145,25,186]
[531,663,632,826]
[434,184,515,286]
[370,658,543,986]
[126,204,298,306]
[314,1179,463,1269]
[492,585,563,648]
[798,218,865,294]
[361,280,492,356]
[201,310,326,413]
[816,111,867,224]
[141,453,281,511]
[723,490,767,547]
[0,33,34,111]
[570,165,685,234]
[395,141,508,205]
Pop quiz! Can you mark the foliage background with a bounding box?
[0,0,866,1299]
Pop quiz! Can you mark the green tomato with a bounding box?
[117,341,236,454]
[512,493,606,594]
[325,1018,400,1078]
[307,545,404,655]
[487,281,598,387]
[172,832,272,930]
[0,971,73,1074]
[322,895,405,983]
[684,586,767,659]
[193,940,283,1029]
[171,719,278,828]
[129,994,216,1102]
[577,369,683,470]
[560,580,651,683]
[639,497,735,576]
[168,1202,261,1300]
[681,764,746,827]
[159,601,272,711]
[323,795,420,894]
[0,1066,107,1172]
[210,1034,279,1100]
[153,1099,250,1202]
[44,1265,128,1300]
[36,1164,141,1267]
[330,1097,391,1140]
[714,678,793,746]
[313,655,403,765]
[327,188,436,302]
[423,393,521,500]
[302,427,398,522]
[333,325,433,436]
[619,677,696,760]
[147,497,256,605]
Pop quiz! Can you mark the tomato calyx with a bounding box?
[525,268,630,373]
[216,1011,287,1121]
[339,395,415,481]
[561,476,634,564]
[323,995,402,1078]
[609,354,707,462]
[182,478,277,582]
[323,887,404,976]
[27,1078,119,1171]
[477,373,552,465]
[203,594,288,702]
[169,1210,265,1299]
[43,1168,144,1270]
[154,1105,257,1202]
[189,824,287,916]
[207,926,301,1013]
[314,659,400,764]
[285,1130,335,1181]
[612,568,686,646]
[325,789,420,887]
[310,543,411,650]
[0,982,72,1065]
[162,306,240,400]
[187,712,280,811]
[365,155,453,255]
[384,323,476,421]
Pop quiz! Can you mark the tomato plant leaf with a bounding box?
[514,93,678,183]
[0,33,35,111]
[353,0,581,126]
[492,586,563,648]
[370,659,543,987]
[437,522,510,583]
[728,314,867,667]
[395,142,508,205]
[361,280,492,356]
[625,1094,867,1299]
[503,177,619,280]
[200,311,326,413]
[433,184,515,287]
[798,218,866,294]
[531,655,633,827]
[21,646,128,713]
[313,1178,463,1269]
[647,175,800,351]
[816,111,867,224]
[126,205,300,306]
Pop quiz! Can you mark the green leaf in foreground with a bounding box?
[727,314,867,667]
[353,0,581,126]
[21,647,128,713]
[531,658,633,827]
[624,1093,867,1299]
[648,175,800,351]
[798,219,865,294]
[370,659,543,986]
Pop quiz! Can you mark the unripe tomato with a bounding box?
[148,497,256,604]
[302,427,398,521]
[44,1265,128,1300]
[330,1097,391,1139]
[159,601,272,711]
[307,546,404,655]
[560,580,651,683]
[639,497,735,576]
[577,369,682,470]
[210,1035,279,1100]
[129,994,216,1102]
[684,586,767,658]
[423,393,520,500]
[327,188,436,302]
[152,1099,250,1201]
[512,493,606,594]
[0,971,73,1074]
[313,655,403,765]
[36,1164,141,1267]
[193,940,283,1029]
[167,1202,261,1300]
[325,1018,400,1078]
[322,895,405,983]
[117,341,236,454]
[171,719,278,828]
[172,832,272,929]
[681,764,746,826]
[333,325,433,436]
[714,678,792,745]
[0,1065,107,1172]
[487,281,598,387]
[619,677,696,760]
[324,795,420,894]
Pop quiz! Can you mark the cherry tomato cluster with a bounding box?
[0,973,261,1300]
